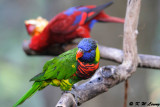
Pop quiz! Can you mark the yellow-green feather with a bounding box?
[13,82,43,107]
[30,48,78,82]
[95,44,100,62]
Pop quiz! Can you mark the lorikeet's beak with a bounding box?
[76,49,84,60]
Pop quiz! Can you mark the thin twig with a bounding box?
[124,80,129,107]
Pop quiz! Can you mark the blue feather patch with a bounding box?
[64,6,90,16]
[78,38,97,52]
[73,14,82,25]
[77,7,88,12]
[89,20,97,29]
[64,7,76,16]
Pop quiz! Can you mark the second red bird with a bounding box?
[25,1,124,52]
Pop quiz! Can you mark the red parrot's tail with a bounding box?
[100,15,124,23]
[96,12,124,23]
[85,1,114,23]
[85,1,125,24]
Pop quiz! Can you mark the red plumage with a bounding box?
[25,2,124,52]
[76,60,99,79]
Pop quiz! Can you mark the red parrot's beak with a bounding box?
[76,49,84,60]
[25,24,36,36]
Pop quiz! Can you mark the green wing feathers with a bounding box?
[30,72,45,81]
[14,48,78,106]
[13,82,43,107]
[30,48,78,81]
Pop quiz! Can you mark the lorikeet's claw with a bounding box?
[72,83,78,90]
[63,89,80,106]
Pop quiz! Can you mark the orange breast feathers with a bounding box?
[76,60,99,79]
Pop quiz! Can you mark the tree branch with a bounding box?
[22,40,77,56]
[99,45,160,69]
[23,40,160,69]
[56,0,142,106]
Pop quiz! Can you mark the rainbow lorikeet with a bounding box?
[14,38,100,107]
[25,1,124,52]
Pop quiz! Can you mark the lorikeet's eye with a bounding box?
[78,48,83,52]
[88,49,92,52]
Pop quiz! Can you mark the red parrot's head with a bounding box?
[25,17,48,37]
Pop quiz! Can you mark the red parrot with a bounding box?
[25,1,124,52]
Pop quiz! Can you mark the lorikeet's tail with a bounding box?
[13,82,43,107]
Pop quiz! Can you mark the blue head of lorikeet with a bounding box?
[77,38,97,62]
[14,38,100,107]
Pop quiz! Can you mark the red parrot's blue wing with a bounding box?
[50,1,114,34]
[84,1,113,22]
[63,1,113,28]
